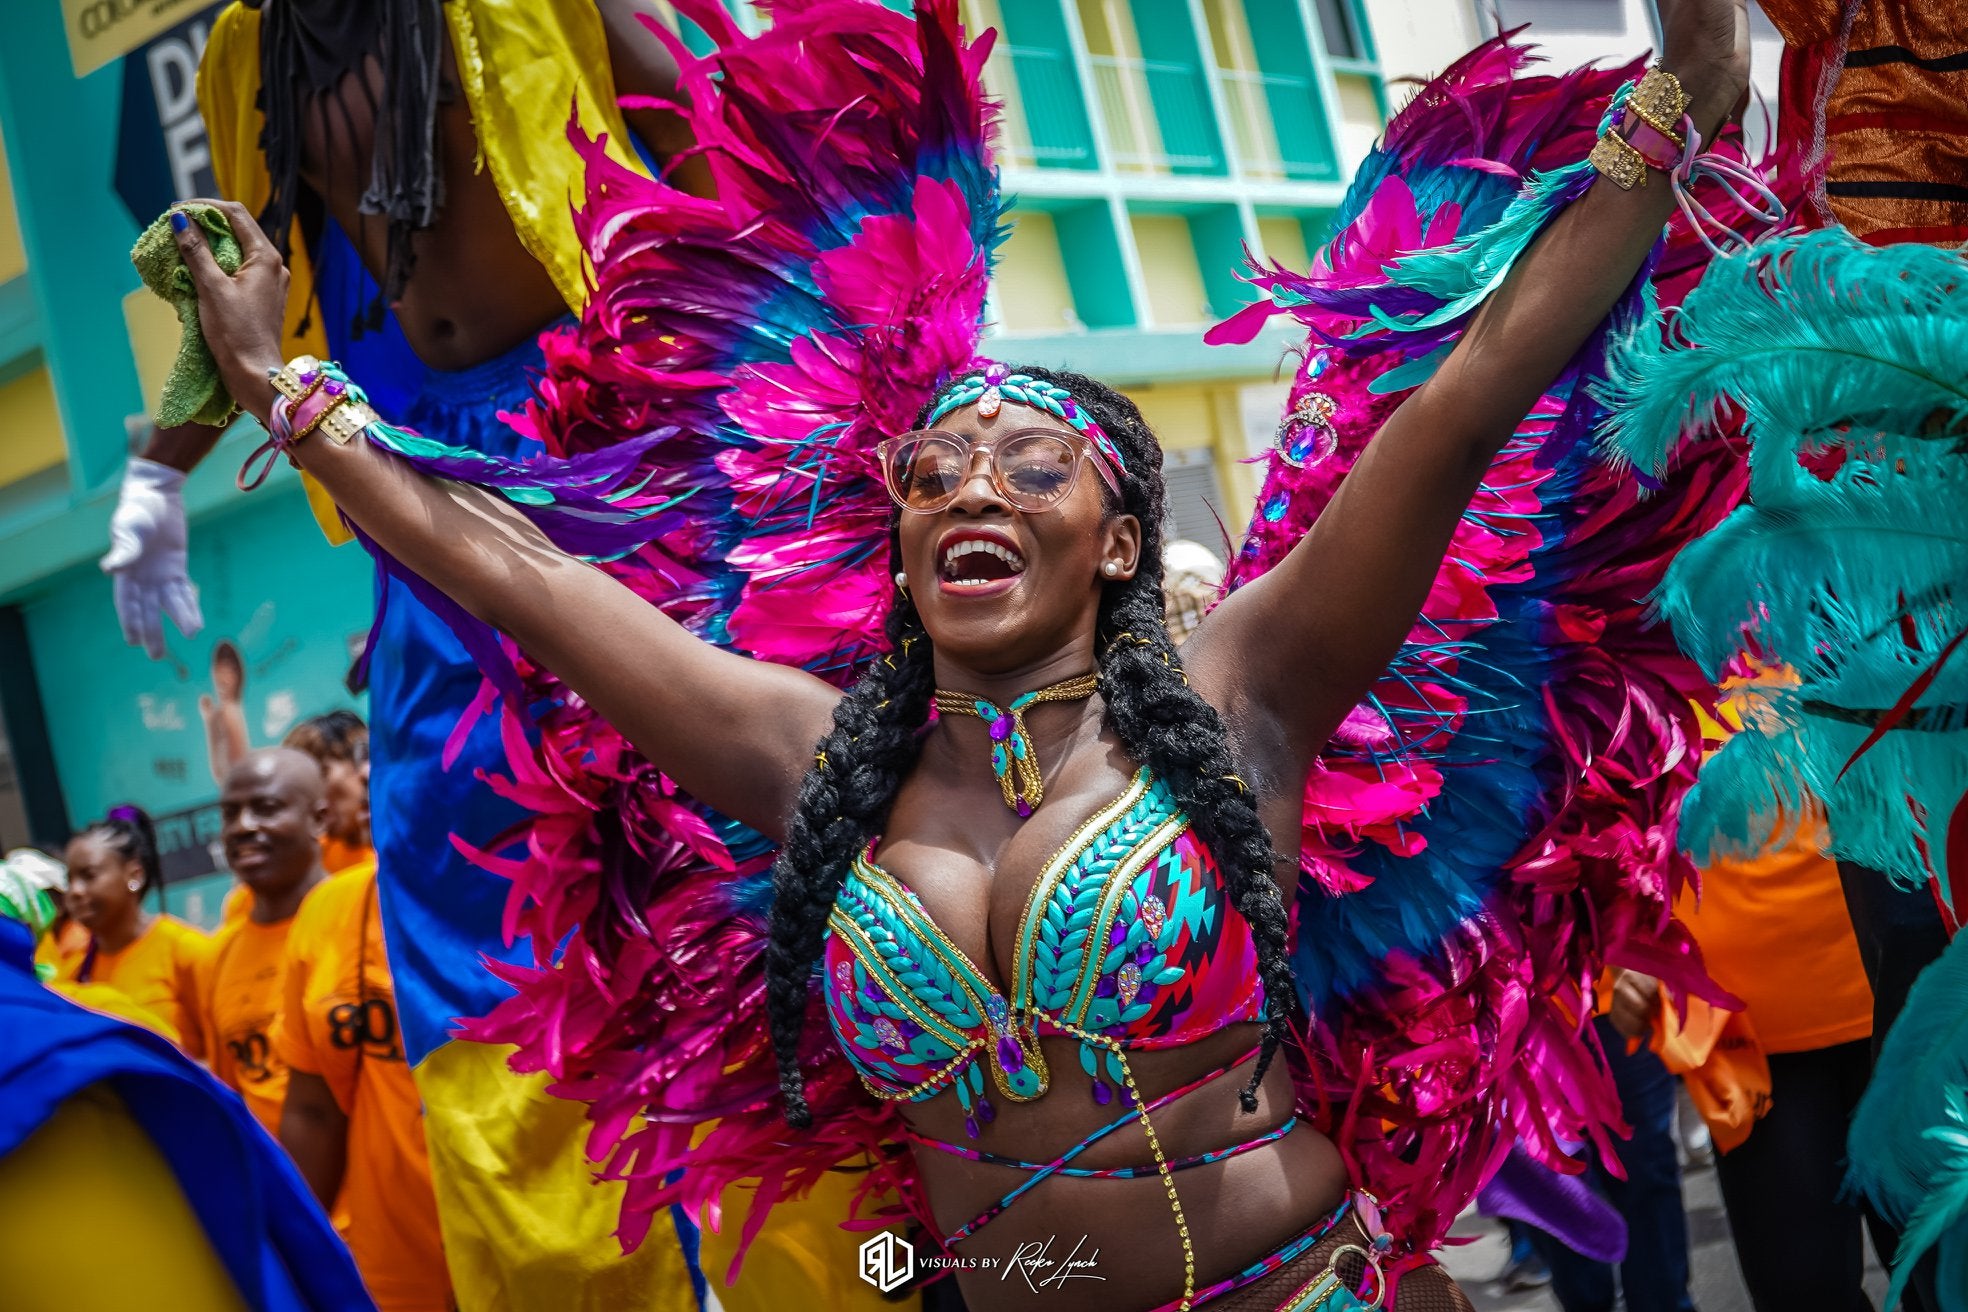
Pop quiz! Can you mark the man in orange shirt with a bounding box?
[219,709,375,928]
[276,853,452,1311]
[205,749,330,1132]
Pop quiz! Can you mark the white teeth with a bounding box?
[940,538,1026,575]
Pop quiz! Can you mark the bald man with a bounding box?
[203,749,330,1132]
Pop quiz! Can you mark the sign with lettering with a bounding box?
[114,5,222,229]
[152,799,224,884]
[61,0,214,79]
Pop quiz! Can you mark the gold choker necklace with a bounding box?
[933,673,1100,817]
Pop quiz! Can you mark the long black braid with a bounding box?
[765,365,1295,1126]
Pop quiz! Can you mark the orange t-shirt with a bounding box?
[53,917,212,1059]
[221,840,373,926]
[1679,828,1874,1054]
[273,862,451,1312]
[319,837,375,877]
[205,913,303,1133]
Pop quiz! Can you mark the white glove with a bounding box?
[100,456,205,659]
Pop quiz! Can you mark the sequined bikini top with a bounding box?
[822,768,1265,1135]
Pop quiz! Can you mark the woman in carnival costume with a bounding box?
[169,0,1759,1304]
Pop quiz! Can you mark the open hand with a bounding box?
[169,199,292,423]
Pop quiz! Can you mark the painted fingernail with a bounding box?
[170,211,188,233]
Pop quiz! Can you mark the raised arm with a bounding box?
[1188,0,1748,769]
[597,0,718,198]
[172,200,839,842]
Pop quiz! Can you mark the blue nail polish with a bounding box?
[170,211,188,233]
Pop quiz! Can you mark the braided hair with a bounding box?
[765,365,1296,1127]
[85,804,165,907]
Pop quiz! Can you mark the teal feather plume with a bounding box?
[1677,711,1809,865]
[1597,229,1968,477]
[1886,1088,1968,1312]
[1371,161,1600,336]
[1654,454,1968,696]
[1850,934,1968,1311]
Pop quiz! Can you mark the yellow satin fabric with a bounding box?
[700,1170,921,1312]
[0,1086,250,1312]
[415,1039,699,1312]
[195,0,648,543]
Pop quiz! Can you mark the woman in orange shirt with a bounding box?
[55,807,211,1057]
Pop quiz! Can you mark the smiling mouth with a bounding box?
[940,538,1026,587]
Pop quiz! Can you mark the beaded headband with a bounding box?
[925,362,1129,481]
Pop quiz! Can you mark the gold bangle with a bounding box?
[1630,66,1690,131]
[1590,130,1649,190]
[267,354,325,403]
[317,399,380,447]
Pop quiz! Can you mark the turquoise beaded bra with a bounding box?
[821,768,1267,1136]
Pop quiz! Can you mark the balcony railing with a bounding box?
[1087,55,1223,173]
[1216,68,1332,181]
[1001,45,1098,169]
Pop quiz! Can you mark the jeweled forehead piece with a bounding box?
[926,362,1130,482]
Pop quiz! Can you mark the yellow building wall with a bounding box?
[1255,217,1311,275]
[1130,378,1265,538]
[1334,73,1383,173]
[1129,215,1209,327]
[123,287,184,415]
[1131,385,1215,451]
[0,133,23,283]
[0,367,66,485]
[992,212,1078,335]
[1199,0,1257,70]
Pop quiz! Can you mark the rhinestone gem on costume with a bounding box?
[985,993,1010,1029]
[1139,894,1168,938]
[1117,960,1143,1008]
[872,1017,904,1049]
[1276,391,1339,468]
[978,386,1003,418]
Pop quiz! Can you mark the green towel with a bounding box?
[131,203,244,428]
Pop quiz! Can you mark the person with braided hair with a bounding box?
[52,807,212,1056]
[161,0,1755,1303]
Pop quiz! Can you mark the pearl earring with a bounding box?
[128,881,142,893]
[894,571,908,591]
[1102,561,1120,578]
